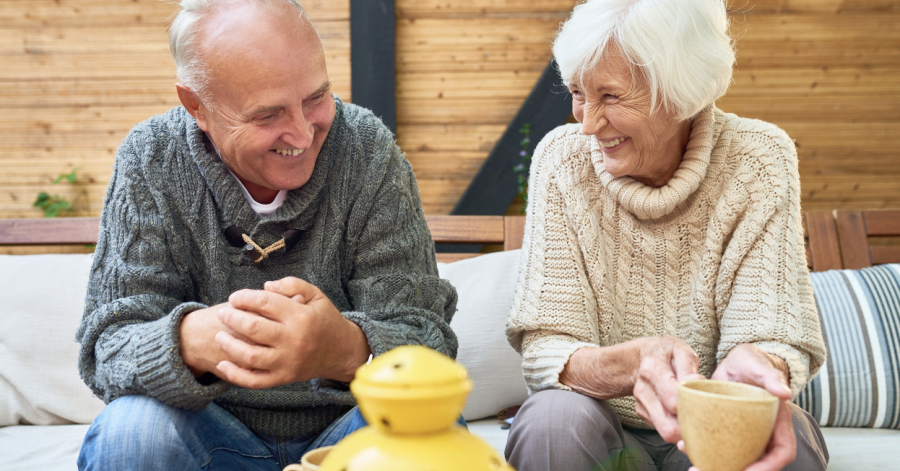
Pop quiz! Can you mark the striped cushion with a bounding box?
[795,264,900,428]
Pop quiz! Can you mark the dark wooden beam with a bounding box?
[438,61,571,253]
[349,0,396,134]
[451,60,572,216]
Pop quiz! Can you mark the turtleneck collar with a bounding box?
[589,105,719,220]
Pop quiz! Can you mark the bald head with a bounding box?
[169,0,320,102]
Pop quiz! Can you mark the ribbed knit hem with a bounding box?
[218,403,352,439]
[134,302,231,410]
[521,338,596,393]
[342,310,457,360]
[753,341,811,397]
[311,378,357,405]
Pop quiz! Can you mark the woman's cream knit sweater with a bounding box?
[506,105,827,428]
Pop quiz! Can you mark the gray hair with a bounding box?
[553,0,735,121]
[168,0,308,102]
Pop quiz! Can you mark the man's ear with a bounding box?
[176,83,209,131]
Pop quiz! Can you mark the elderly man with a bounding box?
[75,0,458,469]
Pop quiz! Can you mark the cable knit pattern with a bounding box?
[77,98,458,439]
[507,105,826,429]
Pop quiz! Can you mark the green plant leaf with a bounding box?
[33,192,51,207]
[43,199,71,218]
[52,168,80,185]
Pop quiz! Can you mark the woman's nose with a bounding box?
[580,106,607,136]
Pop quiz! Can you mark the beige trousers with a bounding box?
[505,390,828,471]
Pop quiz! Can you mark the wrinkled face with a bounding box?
[190,2,335,196]
[568,48,690,186]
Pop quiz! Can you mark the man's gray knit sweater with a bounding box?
[76,98,459,439]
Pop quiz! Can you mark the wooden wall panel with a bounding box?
[397,0,900,214]
[2,0,898,245]
[719,7,900,212]
[0,0,350,234]
[396,2,575,214]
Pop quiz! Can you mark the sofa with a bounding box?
[2,245,900,470]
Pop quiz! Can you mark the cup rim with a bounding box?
[679,379,779,404]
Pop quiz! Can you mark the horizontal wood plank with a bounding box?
[435,252,482,263]
[864,210,900,235]
[0,217,99,244]
[871,245,900,265]
[426,215,505,243]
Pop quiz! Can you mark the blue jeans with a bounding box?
[79,395,467,470]
[78,396,367,471]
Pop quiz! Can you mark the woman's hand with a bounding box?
[560,336,703,443]
[633,336,706,443]
[681,343,796,471]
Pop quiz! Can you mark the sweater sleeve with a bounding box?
[716,129,826,396]
[76,125,230,409]
[339,130,459,362]
[506,129,601,394]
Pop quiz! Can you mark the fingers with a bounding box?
[634,370,681,443]
[714,345,793,401]
[228,289,296,322]
[218,306,282,346]
[215,330,278,371]
[744,401,797,471]
[264,277,319,303]
[641,355,680,417]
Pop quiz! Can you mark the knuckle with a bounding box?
[242,317,260,337]
[245,350,261,365]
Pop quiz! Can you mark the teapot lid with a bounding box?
[353,345,469,390]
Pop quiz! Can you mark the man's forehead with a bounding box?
[196,1,318,59]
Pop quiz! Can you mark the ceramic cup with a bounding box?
[678,380,779,471]
[282,446,334,471]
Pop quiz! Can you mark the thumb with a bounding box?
[671,347,701,381]
[762,373,793,400]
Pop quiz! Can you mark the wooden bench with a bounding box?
[833,209,900,269]
[2,212,896,271]
[0,216,527,264]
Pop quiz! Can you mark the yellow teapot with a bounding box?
[308,345,515,471]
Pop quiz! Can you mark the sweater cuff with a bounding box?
[134,302,232,410]
[752,341,811,397]
[340,310,454,358]
[522,338,597,394]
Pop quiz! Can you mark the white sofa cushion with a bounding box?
[439,250,528,421]
[0,254,105,426]
[0,424,89,471]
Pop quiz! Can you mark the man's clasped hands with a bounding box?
[179,277,371,389]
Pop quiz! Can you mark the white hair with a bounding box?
[168,0,308,103]
[553,0,735,121]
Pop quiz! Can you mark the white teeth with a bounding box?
[599,137,627,148]
[275,149,304,156]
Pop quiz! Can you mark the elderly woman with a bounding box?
[505,1,828,470]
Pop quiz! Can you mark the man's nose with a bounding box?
[283,112,315,148]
